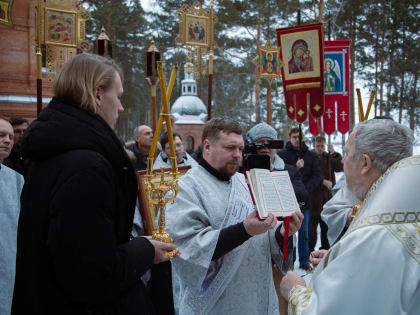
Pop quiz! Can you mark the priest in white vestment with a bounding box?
[0,117,24,315]
[280,118,419,315]
[166,117,304,315]
[153,132,198,170]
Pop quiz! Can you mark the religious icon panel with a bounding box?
[324,52,344,94]
[323,40,350,135]
[45,9,77,47]
[260,48,280,77]
[184,14,209,47]
[277,23,324,123]
[0,0,13,27]
[280,29,321,81]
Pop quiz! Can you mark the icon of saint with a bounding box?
[288,39,313,74]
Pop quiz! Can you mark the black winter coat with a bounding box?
[127,142,148,171]
[283,164,309,206]
[12,98,156,315]
[278,142,322,210]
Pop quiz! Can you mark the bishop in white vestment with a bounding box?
[280,119,419,315]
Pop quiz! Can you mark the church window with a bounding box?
[186,136,194,154]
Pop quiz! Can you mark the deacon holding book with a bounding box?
[166,117,303,314]
[280,119,420,315]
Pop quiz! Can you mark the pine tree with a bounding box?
[85,0,151,140]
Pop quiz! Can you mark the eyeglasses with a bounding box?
[165,143,183,151]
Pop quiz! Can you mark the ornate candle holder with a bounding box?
[146,159,180,258]
[144,62,179,258]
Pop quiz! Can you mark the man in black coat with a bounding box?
[12,53,179,315]
[127,125,154,171]
[278,128,322,271]
[309,136,343,253]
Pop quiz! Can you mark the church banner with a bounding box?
[323,40,350,135]
[309,115,321,136]
[276,23,324,123]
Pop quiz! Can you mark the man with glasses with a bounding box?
[153,132,198,169]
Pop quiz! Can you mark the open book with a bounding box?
[246,168,300,219]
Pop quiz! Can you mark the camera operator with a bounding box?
[246,123,308,205]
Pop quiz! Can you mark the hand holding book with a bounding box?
[279,210,304,237]
[246,169,300,219]
[243,211,278,236]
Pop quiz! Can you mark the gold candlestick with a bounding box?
[145,62,179,258]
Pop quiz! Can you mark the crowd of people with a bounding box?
[1,53,418,315]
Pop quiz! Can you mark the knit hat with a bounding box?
[246,123,278,141]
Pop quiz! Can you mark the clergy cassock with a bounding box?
[288,155,420,315]
[166,165,292,315]
[0,165,24,314]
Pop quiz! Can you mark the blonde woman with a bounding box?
[12,53,179,315]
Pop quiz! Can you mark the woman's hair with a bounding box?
[53,53,123,113]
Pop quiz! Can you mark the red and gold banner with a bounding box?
[309,115,322,136]
[276,23,324,123]
[309,115,322,137]
[323,40,350,135]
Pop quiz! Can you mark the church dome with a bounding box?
[170,62,207,124]
[171,96,207,124]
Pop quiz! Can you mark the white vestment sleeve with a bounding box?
[321,184,358,245]
[166,177,221,289]
[288,224,420,315]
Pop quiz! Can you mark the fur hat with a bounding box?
[247,123,278,141]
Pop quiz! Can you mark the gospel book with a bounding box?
[246,168,300,219]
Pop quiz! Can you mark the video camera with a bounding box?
[242,137,284,171]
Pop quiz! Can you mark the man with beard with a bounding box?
[280,119,419,315]
[166,117,304,314]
